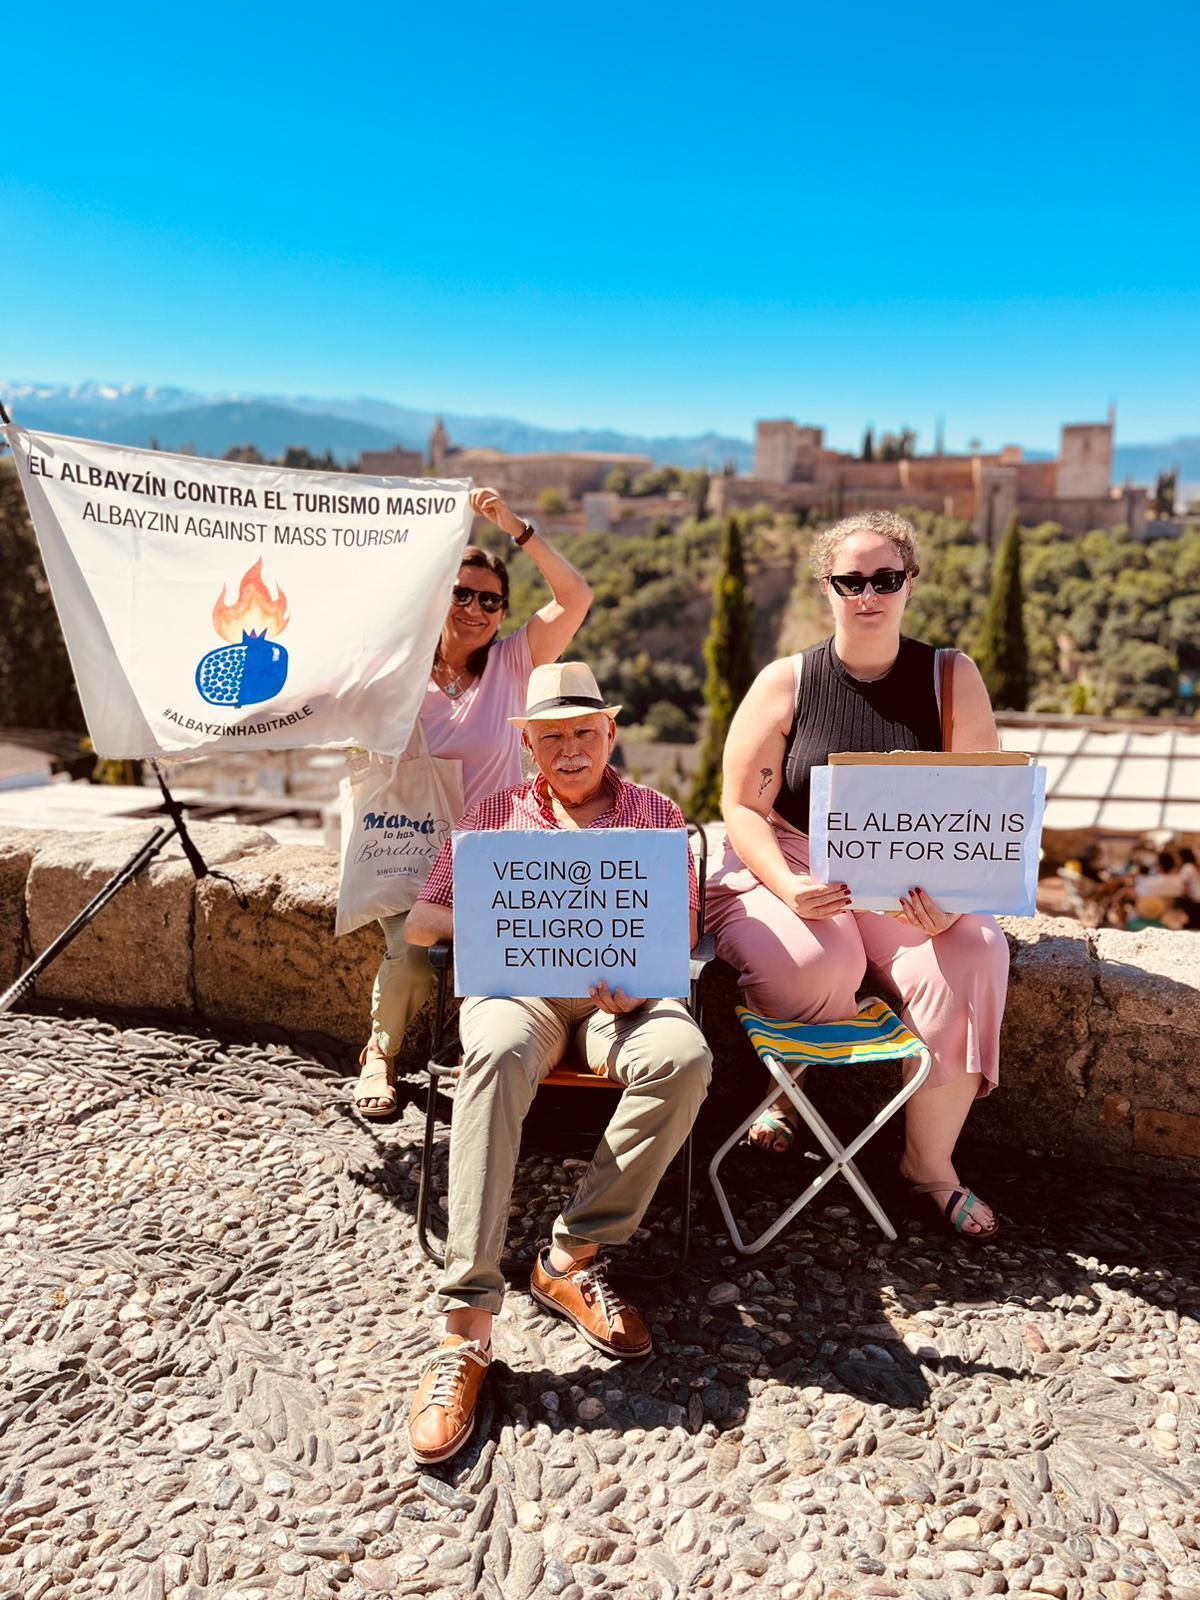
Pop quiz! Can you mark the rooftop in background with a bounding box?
[0,748,341,850]
[998,713,1200,835]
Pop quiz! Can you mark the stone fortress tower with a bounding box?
[730,407,1143,537]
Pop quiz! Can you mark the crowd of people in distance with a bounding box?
[1059,843,1200,932]
[353,494,1025,1465]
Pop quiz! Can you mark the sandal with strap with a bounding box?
[746,1107,798,1155]
[353,1036,397,1120]
[910,1181,1000,1243]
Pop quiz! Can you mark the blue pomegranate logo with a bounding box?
[196,558,290,708]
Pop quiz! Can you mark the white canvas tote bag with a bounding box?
[335,720,464,936]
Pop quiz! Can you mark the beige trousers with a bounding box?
[439,993,712,1314]
[370,913,436,1057]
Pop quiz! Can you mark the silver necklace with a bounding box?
[434,663,470,699]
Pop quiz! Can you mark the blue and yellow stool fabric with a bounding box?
[707,997,932,1254]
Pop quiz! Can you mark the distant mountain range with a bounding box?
[0,382,754,472]
[2,381,1194,485]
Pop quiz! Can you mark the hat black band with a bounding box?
[524,694,607,716]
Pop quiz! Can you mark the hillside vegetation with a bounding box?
[485,510,803,743]
[901,510,1200,717]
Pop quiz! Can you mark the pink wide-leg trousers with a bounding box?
[706,825,1009,1095]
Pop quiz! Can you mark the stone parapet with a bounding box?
[194,843,381,1046]
[1,822,1197,1176]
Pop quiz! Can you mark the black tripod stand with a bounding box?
[0,762,234,1015]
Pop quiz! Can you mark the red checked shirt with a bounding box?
[419,765,700,912]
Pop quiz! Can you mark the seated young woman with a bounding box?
[706,511,1009,1240]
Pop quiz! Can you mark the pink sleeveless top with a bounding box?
[418,627,534,810]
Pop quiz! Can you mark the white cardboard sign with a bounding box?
[808,756,1046,915]
[451,828,691,999]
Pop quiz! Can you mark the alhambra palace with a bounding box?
[361,411,1147,540]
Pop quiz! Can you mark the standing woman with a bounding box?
[354,487,592,1117]
[708,511,1009,1239]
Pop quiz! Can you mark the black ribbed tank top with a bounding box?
[775,635,943,833]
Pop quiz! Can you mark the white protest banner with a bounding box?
[1,425,472,759]
[451,828,691,999]
[808,753,1046,915]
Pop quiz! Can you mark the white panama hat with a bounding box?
[508,661,622,728]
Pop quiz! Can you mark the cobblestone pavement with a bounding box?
[1,1007,1197,1600]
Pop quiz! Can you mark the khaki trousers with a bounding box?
[371,912,436,1057]
[439,994,712,1314]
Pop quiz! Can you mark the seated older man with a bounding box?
[404,661,712,1464]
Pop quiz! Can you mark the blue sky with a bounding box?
[3,0,1196,452]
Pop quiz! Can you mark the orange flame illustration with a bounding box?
[212,558,290,643]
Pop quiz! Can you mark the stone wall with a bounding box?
[1,823,1197,1176]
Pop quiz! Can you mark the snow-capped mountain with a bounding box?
[0,380,755,470]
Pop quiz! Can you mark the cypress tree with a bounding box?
[975,513,1030,711]
[689,516,755,820]
[861,426,874,462]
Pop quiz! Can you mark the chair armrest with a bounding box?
[688,932,716,1026]
[426,940,454,1053]
[689,932,716,982]
[426,939,453,972]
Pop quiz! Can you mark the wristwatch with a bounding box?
[512,520,535,547]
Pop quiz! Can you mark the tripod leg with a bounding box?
[0,825,171,1013]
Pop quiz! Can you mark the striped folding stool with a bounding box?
[708,998,932,1254]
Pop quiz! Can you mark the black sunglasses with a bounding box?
[827,567,913,597]
[452,583,505,614]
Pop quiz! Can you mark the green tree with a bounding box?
[975,514,1030,711]
[877,428,917,461]
[680,468,710,520]
[861,426,875,462]
[281,446,338,470]
[644,699,694,742]
[631,465,682,497]
[689,517,755,820]
[1099,640,1178,717]
[1154,469,1177,518]
[0,462,84,730]
[536,486,567,515]
[604,464,632,495]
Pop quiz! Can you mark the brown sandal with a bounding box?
[353,1036,396,1119]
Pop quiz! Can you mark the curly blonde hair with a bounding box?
[810,511,920,580]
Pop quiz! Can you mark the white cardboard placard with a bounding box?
[451,828,691,999]
[808,758,1046,914]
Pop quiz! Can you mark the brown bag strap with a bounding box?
[939,649,957,751]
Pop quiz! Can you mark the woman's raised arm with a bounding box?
[520,531,594,666]
[470,488,593,667]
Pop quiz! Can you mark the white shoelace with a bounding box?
[573,1263,627,1328]
[426,1340,489,1408]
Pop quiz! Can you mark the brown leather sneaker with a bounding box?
[407,1336,491,1464]
[529,1253,653,1359]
